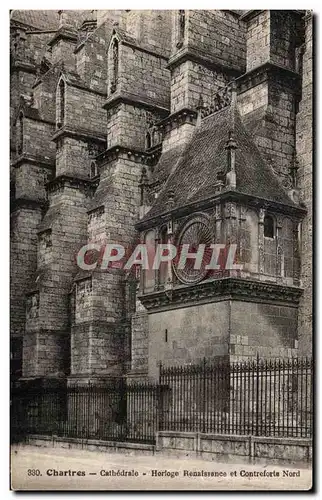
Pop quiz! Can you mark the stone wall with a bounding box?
[245,11,270,72]
[148,301,230,379]
[117,43,170,109]
[75,23,108,94]
[297,13,313,356]
[170,61,229,113]
[23,185,88,377]
[156,431,312,465]
[10,206,43,338]
[55,137,96,177]
[15,162,53,202]
[10,10,312,383]
[230,301,298,361]
[106,105,162,150]
[17,117,55,159]
[64,85,106,134]
[187,10,246,72]
[126,10,172,56]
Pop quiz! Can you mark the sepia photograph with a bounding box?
[9,7,313,491]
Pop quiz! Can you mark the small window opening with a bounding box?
[264,215,275,238]
[57,79,65,128]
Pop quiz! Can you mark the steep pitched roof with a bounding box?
[10,10,90,31]
[10,10,60,30]
[149,144,186,188]
[141,105,296,222]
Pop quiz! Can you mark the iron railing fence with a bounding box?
[159,356,313,438]
[11,357,313,444]
[11,381,161,444]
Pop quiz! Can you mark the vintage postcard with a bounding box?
[10,8,313,491]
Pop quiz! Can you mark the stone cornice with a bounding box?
[21,113,55,127]
[10,58,37,74]
[46,174,99,195]
[10,198,46,213]
[239,10,265,21]
[96,145,162,167]
[10,20,29,31]
[237,62,301,95]
[167,45,245,76]
[47,27,78,47]
[155,108,197,134]
[103,90,170,115]
[138,278,303,313]
[12,154,55,169]
[26,30,58,35]
[240,10,305,21]
[63,78,106,97]
[136,190,306,231]
[52,126,106,145]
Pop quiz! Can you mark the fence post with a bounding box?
[158,362,163,432]
[256,352,260,436]
[202,357,206,433]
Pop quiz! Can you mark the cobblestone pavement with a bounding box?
[10,445,312,491]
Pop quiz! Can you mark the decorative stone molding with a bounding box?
[96,145,162,168]
[258,207,266,274]
[138,277,303,312]
[173,214,213,285]
[10,58,37,74]
[12,153,55,170]
[136,190,306,231]
[240,10,265,21]
[201,84,234,119]
[155,108,197,137]
[46,174,98,196]
[276,215,284,281]
[10,198,46,213]
[167,45,244,76]
[293,221,301,285]
[52,126,106,147]
[103,90,170,115]
[87,205,105,220]
[236,62,301,96]
[47,26,78,48]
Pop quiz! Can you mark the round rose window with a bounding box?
[173,218,213,284]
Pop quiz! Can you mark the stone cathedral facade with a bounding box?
[10,10,313,385]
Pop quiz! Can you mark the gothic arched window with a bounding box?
[264,215,275,239]
[145,131,152,150]
[90,160,98,178]
[57,79,65,128]
[110,38,119,94]
[177,10,185,48]
[17,112,24,155]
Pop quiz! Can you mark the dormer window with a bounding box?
[264,215,275,239]
[56,79,65,128]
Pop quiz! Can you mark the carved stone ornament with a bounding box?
[138,278,303,313]
[173,215,213,285]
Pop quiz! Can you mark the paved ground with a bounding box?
[10,445,312,491]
